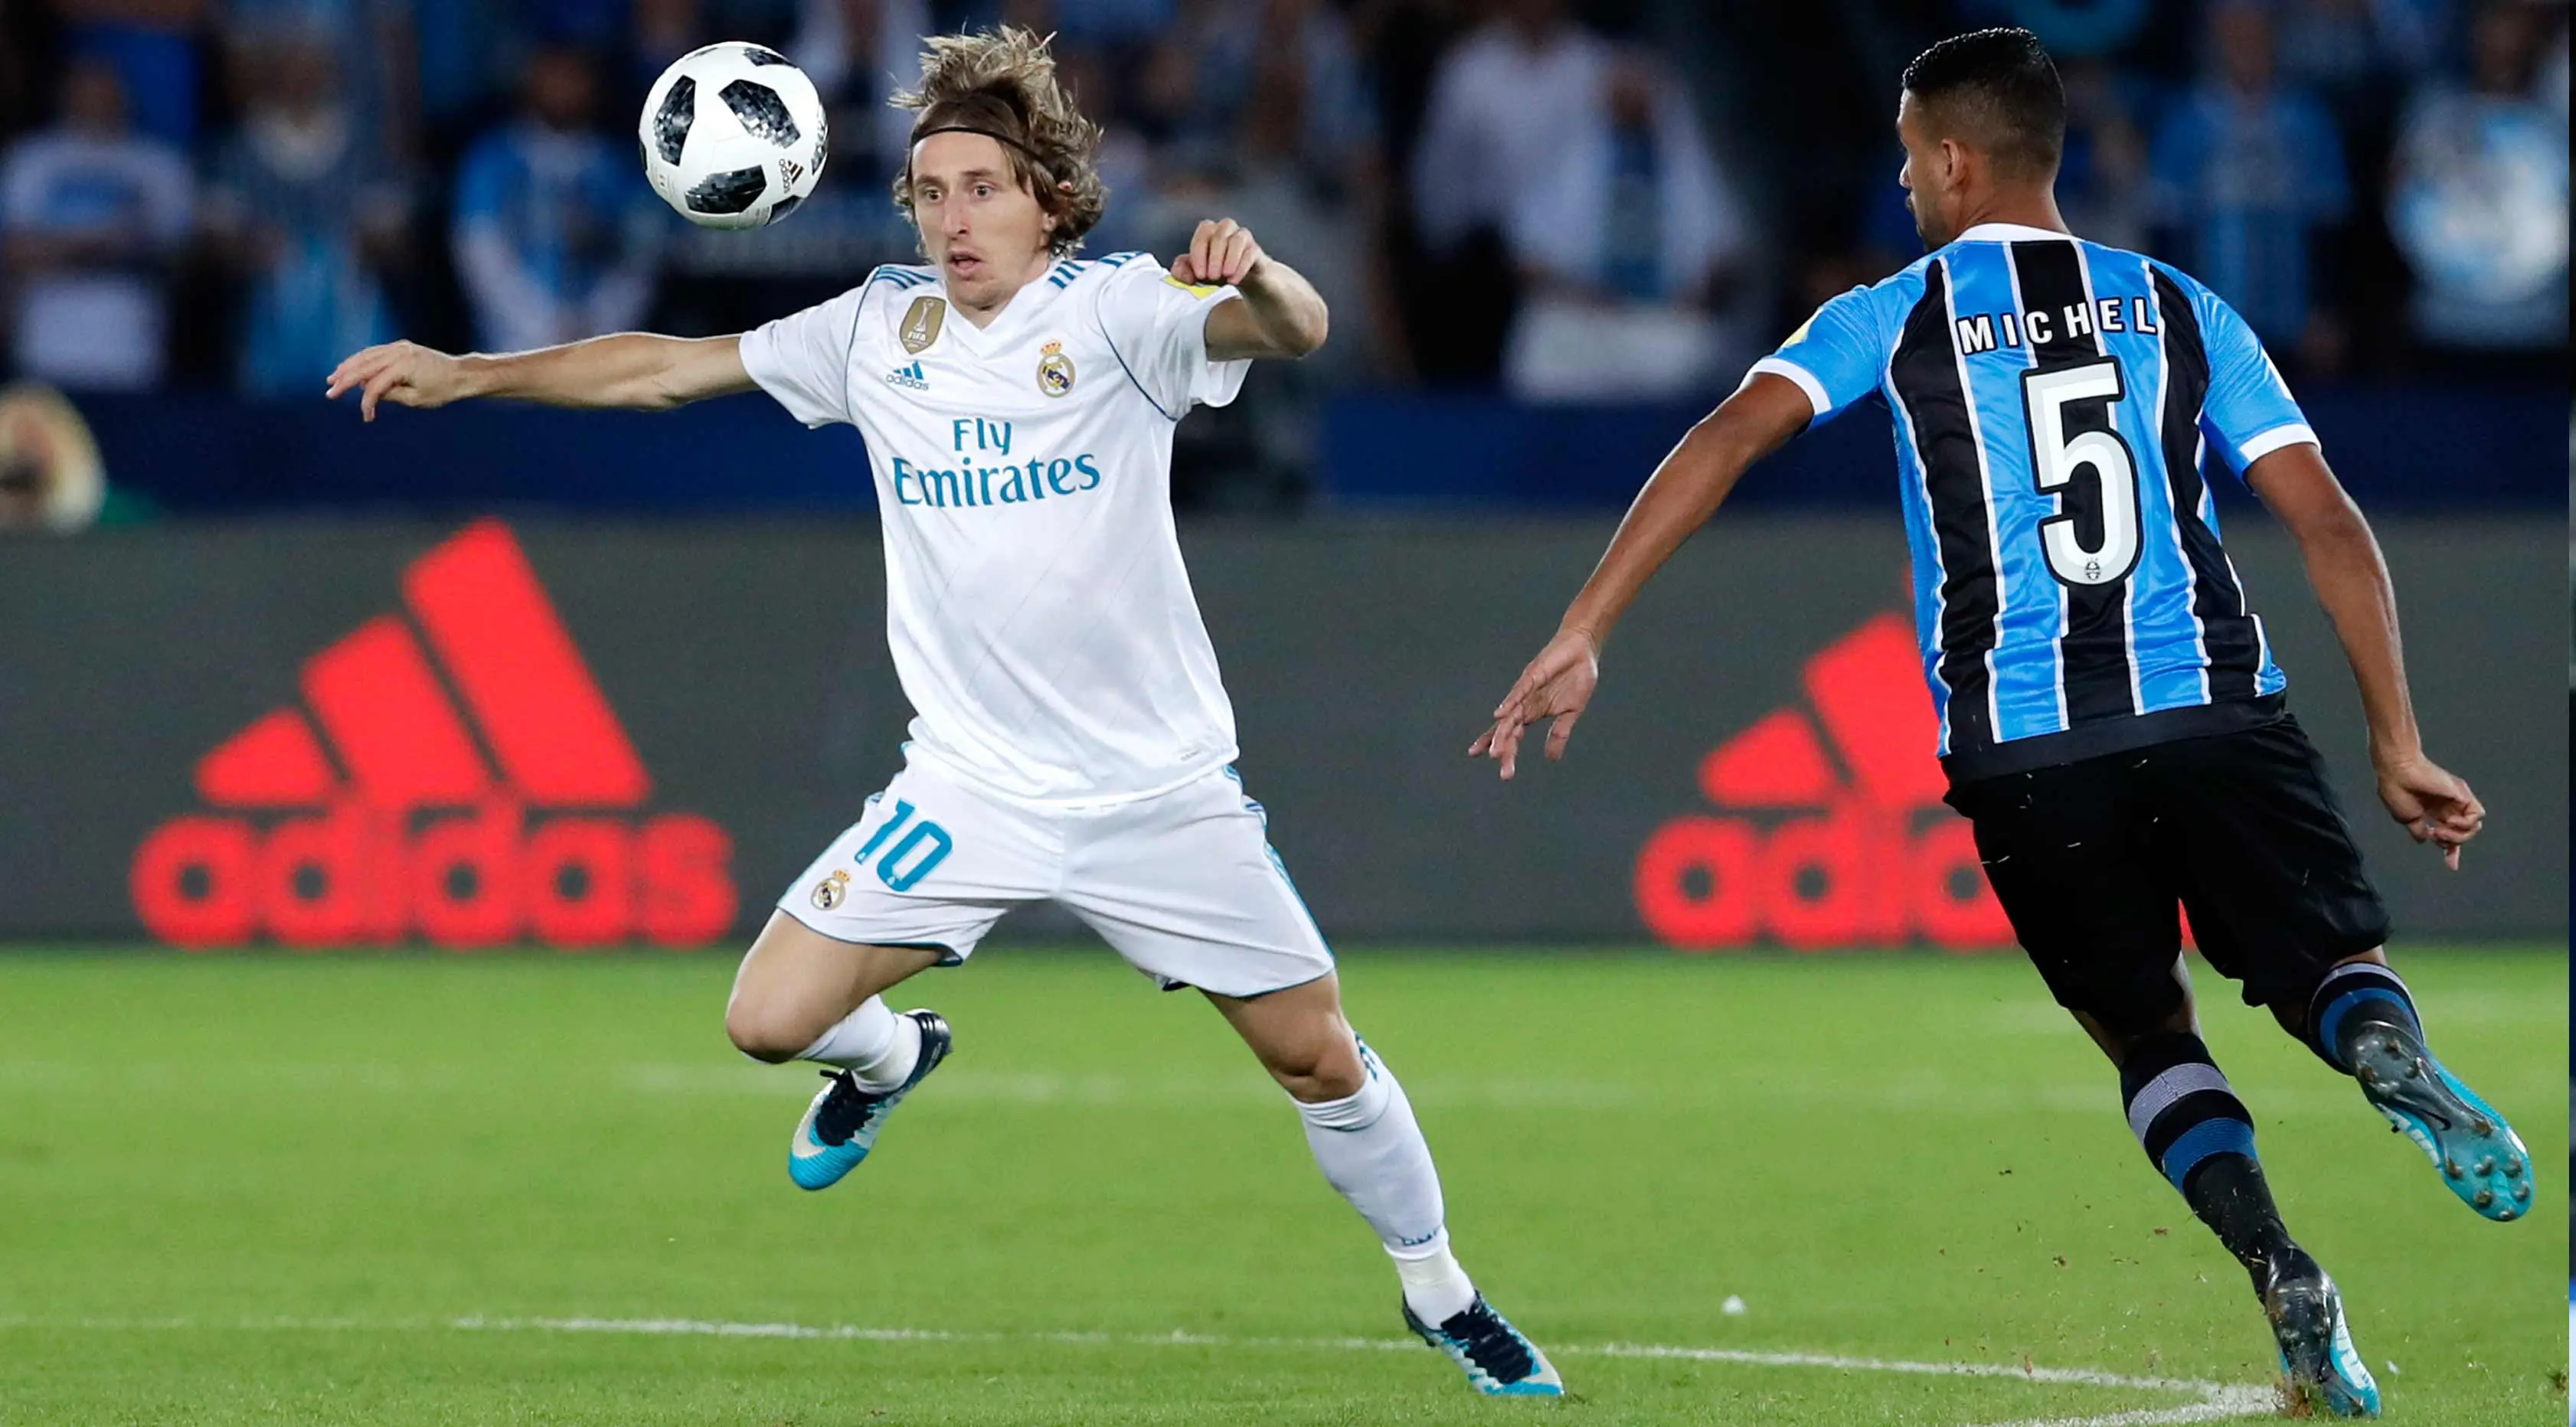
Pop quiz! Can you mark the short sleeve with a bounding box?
[739,284,867,428]
[2188,279,2316,474]
[1745,286,1888,426]
[1091,255,1250,420]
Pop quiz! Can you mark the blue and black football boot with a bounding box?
[1403,1293,1564,1397]
[786,1010,951,1191]
[2340,1014,2532,1222]
[2261,1246,2380,1419]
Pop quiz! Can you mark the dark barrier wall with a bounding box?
[2,516,2561,944]
[69,386,2571,514]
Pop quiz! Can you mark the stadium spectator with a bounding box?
[524,0,626,47]
[202,24,411,397]
[2150,0,2350,371]
[934,0,1061,38]
[1409,0,1608,380]
[407,0,513,159]
[1146,0,1385,377]
[1054,40,1160,256]
[52,0,209,149]
[1037,0,1170,46]
[792,0,936,181]
[450,45,662,353]
[0,55,193,390]
[624,0,802,109]
[2054,56,2149,253]
[1143,0,1394,505]
[629,0,708,103]
[1500,49,1752,403]
[2543,15,2568,118]
[2388,0,2569,355]
[218,0,420,166]
[1149,0,1375,182]
[1411,0,1606,254]
[1958,0,2152,58]
[2275,0,2446,109]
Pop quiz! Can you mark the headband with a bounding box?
[907,123,1049,167]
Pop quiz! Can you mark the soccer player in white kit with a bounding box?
[325,26,1560,1397]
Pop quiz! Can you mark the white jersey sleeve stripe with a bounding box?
[2234,422,2319,464]
[1744,356,1830,424]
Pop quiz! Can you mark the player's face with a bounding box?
[908,131,1056,309]
[1894,92,1959,250]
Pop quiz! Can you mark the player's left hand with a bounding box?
[1171,218,1263,287]
[1469,628,1601,781]
[2375,753,2484,870]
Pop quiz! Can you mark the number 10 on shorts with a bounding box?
[852,800,954,892]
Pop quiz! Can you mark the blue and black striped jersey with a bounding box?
[1754,221,2311,781]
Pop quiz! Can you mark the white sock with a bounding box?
[1392,1237,1477,1325]
[796,997,920,1092]
[1294,1039,1476,1324]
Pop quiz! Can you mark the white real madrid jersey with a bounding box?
[739,252,1252,805]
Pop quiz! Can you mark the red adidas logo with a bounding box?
[130,520,737,948]
[1633,612,2011,949]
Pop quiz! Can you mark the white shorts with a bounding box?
[776,756,1335,998]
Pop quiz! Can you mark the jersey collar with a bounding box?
[939,266,1066,351]
[1955,221,2074,243]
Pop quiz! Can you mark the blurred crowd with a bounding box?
[0,0,2564,507]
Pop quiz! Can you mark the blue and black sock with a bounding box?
[2121,1032,2295,1283]
[2304,961,2421,1073]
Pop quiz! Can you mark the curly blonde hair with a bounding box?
[891,27,1107,258]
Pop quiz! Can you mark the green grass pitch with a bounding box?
[0,945,2561,1425]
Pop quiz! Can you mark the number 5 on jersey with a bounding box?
[850,799,954,892]
[2021,358,2143,587]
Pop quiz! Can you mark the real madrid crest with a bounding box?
[811,868,852,910]
[900,296,946,355]
[1036,340,1076,398]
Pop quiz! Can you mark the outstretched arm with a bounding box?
[1469,371,1813,779]
[325,333,756,420]
[1183,218,1329,361]
[2244,442,2483,867]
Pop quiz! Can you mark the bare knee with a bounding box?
[1267,1031,1366,1102]
[1207,976,1367,1102]
[724,994,819,1064]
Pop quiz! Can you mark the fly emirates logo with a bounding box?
[890,417,1103,510]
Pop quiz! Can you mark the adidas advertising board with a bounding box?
[126,523,736,947]
[1633,614,2009,949]
[0,518,2558,946]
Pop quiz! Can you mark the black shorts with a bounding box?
[1942,712,2391,1030]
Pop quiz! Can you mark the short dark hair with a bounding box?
[1900,28,2064,179]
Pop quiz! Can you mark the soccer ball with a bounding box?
[639,43,828,230]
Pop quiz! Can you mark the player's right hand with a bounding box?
[326,341,466,422]
[1469,628,1600,782]
[2374,753,2483,870]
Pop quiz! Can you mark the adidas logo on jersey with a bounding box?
[129,520,737,949]
[884,360,930,390]
[1632,612,2012,949]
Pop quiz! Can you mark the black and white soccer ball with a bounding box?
[639,43,828,230]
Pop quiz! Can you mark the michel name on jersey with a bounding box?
[887,416,1103,509]
[1949,294,2162,355]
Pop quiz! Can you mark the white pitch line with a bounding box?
[1963,1393,2278,1427]
[1577,1340,2231,1393]
[7,1312,2277,1426]
[446,1314,2274,1425]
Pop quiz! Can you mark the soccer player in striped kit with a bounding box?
[1471,28,2528,1419]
